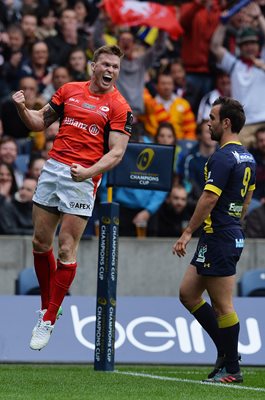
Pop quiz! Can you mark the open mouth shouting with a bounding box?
[102,74,113,86]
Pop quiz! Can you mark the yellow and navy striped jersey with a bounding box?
[203,142,256,233]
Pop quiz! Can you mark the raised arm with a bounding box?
[179,0,203,31]
[210,22,226,62]
[92,11,107,49]
[70,131,130,181]
[12,90,58,131]
[142,30,167,69]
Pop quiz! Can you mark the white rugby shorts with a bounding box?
[33,158,98,217]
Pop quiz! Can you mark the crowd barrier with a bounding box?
[0,236,264,296]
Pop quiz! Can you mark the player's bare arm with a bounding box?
[42,104,59,128]
[12,90,58,131]
[70,131,129,182]
[172,190,219,257]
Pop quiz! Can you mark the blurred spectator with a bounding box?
[67,47,90,81]
[26,156,45,179]
[20,0,42,14]
[45,8,89,66]
[0,76,42,140]
[40,66,71,103]
[0,0,21,30]
[197,69,231,124]
[98,173,168,237]
[36,6,58,40]
[179,0,221,98]
[44,121,59,141]
[128,121,151,144]
[93,10,166,118]
[211,3,265,147]
[140,72,197,140]
[50,0,69,18]
[92,6,119,47]
[74,0,95,49]
[178,119,217,197]
[249,126,265,204]
[0,176,37,234]
[30,121,58,159]
[222,3,248,56]
[20,12,38,54]
[0,30,12,102]
[240,1,265,31]
[244,203,265,238]
[1,23,27,92]
[169,58,201,116]
[0,136,24,187]
[147,184,195,237]
[0,161,18,201]
[154,121,182,172]
[40,137,54,160]
[18,40,53,94]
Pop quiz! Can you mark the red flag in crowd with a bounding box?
[103,0,183,40]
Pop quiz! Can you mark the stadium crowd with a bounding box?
[0,0,265,237]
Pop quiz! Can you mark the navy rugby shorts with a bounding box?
[191,229,245,276]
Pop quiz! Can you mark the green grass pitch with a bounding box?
[0,364,264,400]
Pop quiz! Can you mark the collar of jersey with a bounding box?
[220,141,242,149]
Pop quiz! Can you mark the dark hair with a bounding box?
[68,46,87,58]
[0,162,18,196]
[0,136,18,150]
[212,96,245,133]
[29,40,48,55]
[155,122,176,143]
[157,71,173,82]
[7,23,25,38]
[52,65,71,78]
[196,120,208,136]
[254,126,265,138]
[36,6,53,22]
[169,58,184,69]
[92,45,123,62]
[28,156,46,170]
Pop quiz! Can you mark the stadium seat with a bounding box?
[237,268,265,297]
[15,267,40,295]
[178,139,197,155]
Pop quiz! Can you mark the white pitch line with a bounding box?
[115,370,265,393]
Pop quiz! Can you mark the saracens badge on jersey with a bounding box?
[88,124,100,136]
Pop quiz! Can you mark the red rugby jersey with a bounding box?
[48,81,132,167]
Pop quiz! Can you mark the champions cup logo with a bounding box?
[113,217,119,226]
[136,148,155,171]
[110,298,116,307]
[98,297,107,305]
[101,216,111,224]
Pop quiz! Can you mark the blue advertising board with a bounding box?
[107,143,175,191]
[0,296,264,365]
